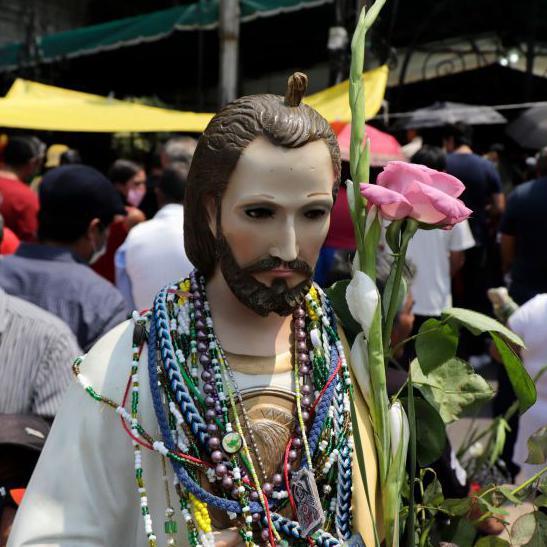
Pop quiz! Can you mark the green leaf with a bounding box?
[385,219,403,253]
[492,333,536,414]
[440,497,473,516]
[474,537,510,546]
[442,307,525,347]
[401,396,447,466]
[423,477,444,507]
[444,516,477,545]
[526,426,547,465]
[411,358,494,423]
[498,485,523,505]
[415,318,459,374]
[534,494,547,508]
[511,511,547,546]
[382,269,407,319]
[326,280,361,344]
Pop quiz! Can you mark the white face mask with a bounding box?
[127,187,146,207]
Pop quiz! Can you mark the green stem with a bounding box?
[406,375,417,547]
[383,247,407,356]
[511,465,547,496]
[389,322,448,360]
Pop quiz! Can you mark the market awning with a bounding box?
[0,66,387,132]
[0,0,333,72]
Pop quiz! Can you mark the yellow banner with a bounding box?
[0,67,388,133]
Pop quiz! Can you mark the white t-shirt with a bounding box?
[406,220,475,316]
[508,294,547,478]
[115,204,194,311]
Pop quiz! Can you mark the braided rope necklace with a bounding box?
[74,272,355,546]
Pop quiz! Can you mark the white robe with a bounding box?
[9,320,379,546]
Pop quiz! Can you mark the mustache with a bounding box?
[243,256,313,276]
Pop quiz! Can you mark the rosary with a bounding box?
[74,271,356,547]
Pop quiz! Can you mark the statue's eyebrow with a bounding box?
[239,193,275,200]
[307,192,331,197]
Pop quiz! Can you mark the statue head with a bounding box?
[184,73,341,316]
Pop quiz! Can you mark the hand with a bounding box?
[212,527,245,547]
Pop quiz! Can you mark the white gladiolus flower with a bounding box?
[468,441,485,458]
[346,179,356,215]
[346,271,379,337]
[350,333,372,407]
[389,401,409,458]
[364,204,378,236]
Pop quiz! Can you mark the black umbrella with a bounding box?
[506,104,547,149]
[397,101,507,129]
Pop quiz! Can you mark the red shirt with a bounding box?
[1,226,20,255]
[0,175,39,241]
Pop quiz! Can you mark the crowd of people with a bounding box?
[0,120,545,543]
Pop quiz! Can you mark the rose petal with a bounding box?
[413,181,472,226]
[360,183,413,220]
[399,179,448,224]
[414,164,465,198]
[346,271,379,337]
[377,161,431,195]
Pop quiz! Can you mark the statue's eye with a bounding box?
[304,208,327,220]
[245,207,274,219]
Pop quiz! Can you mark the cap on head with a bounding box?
[38,165,126,243]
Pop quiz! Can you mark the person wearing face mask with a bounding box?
[92,159,147,282]
[0,165,129,351]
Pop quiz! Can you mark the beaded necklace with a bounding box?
[73,271,355,547]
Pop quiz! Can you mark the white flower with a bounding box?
[389,401,409,459]
[350,333,372,408]
[346,271,379,337]
[346,179,356,215]
[450,449,467,487]
[468,441,484,458]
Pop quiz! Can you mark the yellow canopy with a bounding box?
[1,79,213,133]
[0,66,387,132]
[304,64,388,122]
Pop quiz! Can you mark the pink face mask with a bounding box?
[127,187,146,207]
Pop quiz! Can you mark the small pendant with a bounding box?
[222,432,243,454]
[343,534,365,547]
[290,467,325,537]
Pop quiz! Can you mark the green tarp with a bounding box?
[0,0,333,71]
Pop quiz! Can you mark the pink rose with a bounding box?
[360,161,472,227]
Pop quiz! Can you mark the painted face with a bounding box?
[214,137,335,315]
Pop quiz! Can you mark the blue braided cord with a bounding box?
[335,443,353,540]
[306,344,340,462]
[153,288,209,449]
[266,514,341,547]
[148,317,263,515]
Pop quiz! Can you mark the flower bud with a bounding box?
[389,401,409,459]
[346,271,379,337]
[350,333,372,408]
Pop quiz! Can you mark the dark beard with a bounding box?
[216,235,314,317]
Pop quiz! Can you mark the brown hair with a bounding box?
[184,72,341,277]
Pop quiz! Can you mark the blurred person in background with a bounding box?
[0,215,19,256]
[160,136,197,168]
[91,159,146,282]
[500,146,547,305]
[407,146,475,336]
[116,162,193,310]
[0,137,40,241]
[0,415,51,547]
[0,165,129,351]
[140,136,198,218]
[443,123,504,358]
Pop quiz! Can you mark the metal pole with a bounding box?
[218,0,240,107]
